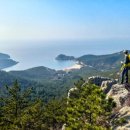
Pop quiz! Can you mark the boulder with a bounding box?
[101,80,117,94]
[107,84,129,107]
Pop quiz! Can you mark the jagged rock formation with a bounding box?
[116,106,130,130]
[107,84,129,107]
[90,77,130,130]
[88,76,130,129]
[107,83,130,130]
[88,76,111,86]
[101,79,117,94]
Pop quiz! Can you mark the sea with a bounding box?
[1,39,130,71]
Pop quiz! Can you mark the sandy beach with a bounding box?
[63,63,83,71]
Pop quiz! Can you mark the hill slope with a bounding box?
[77,51,125,71]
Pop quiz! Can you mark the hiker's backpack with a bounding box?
[128,54,130,62]
[121,54,130,70]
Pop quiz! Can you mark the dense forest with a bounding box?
[0,78,118,130]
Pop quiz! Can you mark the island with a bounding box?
[55,54,75,61]
[0,53,18,69]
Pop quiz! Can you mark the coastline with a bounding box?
[63,62,84,71]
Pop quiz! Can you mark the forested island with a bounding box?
[55,54,75,60]
[0,53,18,69]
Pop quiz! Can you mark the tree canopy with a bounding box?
[66,80,116,130]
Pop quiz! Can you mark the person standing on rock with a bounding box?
[121,50,130,84]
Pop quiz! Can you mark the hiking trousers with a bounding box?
[121,67,129,84]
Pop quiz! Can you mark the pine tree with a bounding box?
[0,80,44,130]
[0,80,67,130]
[43,98,67,130]
[66,79,116,130]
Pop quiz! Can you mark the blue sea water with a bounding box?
[1,39,130,71]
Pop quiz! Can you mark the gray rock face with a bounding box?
[107,84,129,107]
[87,76,130,129]
[119,92,130,107]
[101,80,117,94]
[87,76,118,94]
[115,106,130,130]
[88,76,111,86]
[107,83,130,130]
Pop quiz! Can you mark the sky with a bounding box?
[0,0,130,42]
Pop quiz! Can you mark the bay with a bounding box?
[1,39,130,71]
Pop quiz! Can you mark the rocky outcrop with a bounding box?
[106,83,130,130]
[67,87,77,99]
[101,79,117,94]
[66,76,130,130]
[107,84,129,107]
[113,105,130,130]
[88,76,111,86]
[88,76,130,129]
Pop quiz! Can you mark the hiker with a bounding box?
[121,50,130,84]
